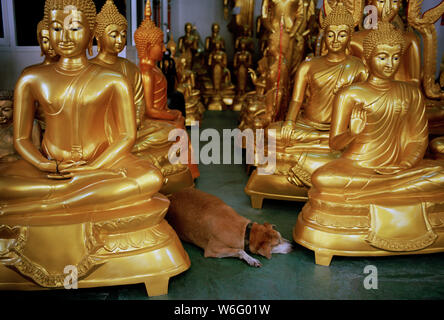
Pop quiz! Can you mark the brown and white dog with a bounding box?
[166,188,293,267]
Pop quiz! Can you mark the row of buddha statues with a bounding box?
[0,0,201,296]
[244,0,444,265]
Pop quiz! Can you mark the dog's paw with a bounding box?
[245,256,262,268]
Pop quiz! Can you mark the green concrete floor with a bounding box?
[2,111,444,300]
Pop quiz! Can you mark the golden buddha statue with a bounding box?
[0,90,41,163]
[245,2,368,209]
[178,22,199,70]
[0,0,190,295]
[350,0,421,84]
[206,39,234,111]
[134,2,199,179]
[407,0,444,134]
[23,20,59,72]
[234,25,255,53]
[293,22,444,266]
[205,23,226,55]
[91,0,193,194]
[176,56,205,126]
[233,39,253,111]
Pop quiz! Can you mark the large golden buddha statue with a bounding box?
[90,0,193,194]
[293,23,444,266]
[134,2,199,179]
[245,3,367,208]
[0,0,190,295]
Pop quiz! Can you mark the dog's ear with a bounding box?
[257,241,272,259]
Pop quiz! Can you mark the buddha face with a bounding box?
[100,24,127,55]
[368,44,401,79]
[147,40,166,62]
[212,24,220,34]
[0,100,13,125]
[325,25,350,53]
[39,30,57,58]
[49,9,91,58]
[185,23,193,34]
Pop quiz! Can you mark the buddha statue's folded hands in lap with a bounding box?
[310,22,444,205]
[0,0,164,215]
[277,3,368,150]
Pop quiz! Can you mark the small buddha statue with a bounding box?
[233,38,253,111]
[245,2,368,208]
[178,22,199,70]
[176,56,205,125]
[207,39,232,110]
[0,0,190,294]
[205,23,226,55]
[134,2,200,179]
[293,22,444,266]
[234,25,255,54]
[90,0,193,193]
[0,90,41,163]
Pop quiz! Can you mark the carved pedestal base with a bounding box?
[293,202,444,266]
[0,194,191,296]
[245,169,308,209]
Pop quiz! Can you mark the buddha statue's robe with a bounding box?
[90,56,190,180]
[311,82,444,204]
[90,57,175,151]
[0,63,164,214]
[279,55,368,147]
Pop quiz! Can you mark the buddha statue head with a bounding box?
[37,20,58,60]
[134,0,165,64]
[44,0,97,57]
[95,0,127,55]
[184,22,193,35]
[0,90,13,126]
[321,2,355,54]
[363,21,405,79]
[211,23,220,35]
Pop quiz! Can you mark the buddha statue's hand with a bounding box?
[38,160,58,173]
[281,120,296,146]
[350,105,367,136]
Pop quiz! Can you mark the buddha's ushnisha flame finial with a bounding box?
[134,0,164,59]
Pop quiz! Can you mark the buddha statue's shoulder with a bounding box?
[117,57,141,76]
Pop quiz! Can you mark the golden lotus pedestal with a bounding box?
[293,201,444,266]
[245,169,308,209]
[0,194,190,296]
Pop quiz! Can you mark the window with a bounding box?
[13,0,127,46]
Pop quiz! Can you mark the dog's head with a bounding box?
[249,223,293,259]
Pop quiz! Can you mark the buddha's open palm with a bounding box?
[350,105,367,136]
